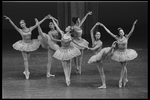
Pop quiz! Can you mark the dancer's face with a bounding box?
[49,22,54,29]
[20,20,26,28]
[119,29,124,37]
[95,32,101,40]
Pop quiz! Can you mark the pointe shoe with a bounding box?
[66,79,70,86]
[46,73,55,77]
[23,71,30,79]
[123,79,128,87]
[119,81,122,88]
[98,85,106,89]
[76,68,81,75]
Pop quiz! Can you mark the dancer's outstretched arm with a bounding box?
[99,22,118,40]
[79,11,92,27]
[126,20,138,39]
[30,15,49,31]
[49,15,64,37]
[90,22,99,45]
[4,15,21,33]
[49,32,61,42]
[89,43,102,51]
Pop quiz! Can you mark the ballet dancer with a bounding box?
[88,41,117,89]
[70,11,92,74]
[49,15,88,86]
[99,20,138,88]
[35,18,60,77]
[4,15,49,79]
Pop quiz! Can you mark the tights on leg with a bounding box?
[97,61,106,89]
[22,51,30,79]
[47,49,55,77]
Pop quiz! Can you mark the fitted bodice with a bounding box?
[93,40,103,54]
[117,36,128,50]
[61,34,72,48]
[72,26,82,38]
[20,29,32,42]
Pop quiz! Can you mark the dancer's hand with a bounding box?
[87,11,92,15]
[134,19,138,24]
[34,18,39,24]
[4,15,10,20]
[88,48,93,50]
[96,22,100,25]
[98,22,104,27]
[48,14,53,19]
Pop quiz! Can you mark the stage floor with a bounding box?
[2,48,148,99]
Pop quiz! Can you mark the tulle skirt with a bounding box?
[111,49,138,62]
[53,46,81,61]
[70,38,89,49]
[88,47,112,64]
[38,35,60,51]
[12,39,40,52]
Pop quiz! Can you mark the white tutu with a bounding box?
[88,47,112,64]
[70,39,89,49]
[111,49,138,62]
[53,46,81,61]
[38,35,60,51]
[12,39,40,52]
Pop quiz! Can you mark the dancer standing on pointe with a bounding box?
[70,11,92,74]
[49,15,88,86]
[88,22,117,88]
[99,20,138,88]
[4,15,49,79]
[36,17,60,77]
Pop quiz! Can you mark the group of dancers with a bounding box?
[4,11,138,88]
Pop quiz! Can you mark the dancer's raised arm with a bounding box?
[90,22,99,44]
[99,22,117,40]
[30,15,49,31]
[126,20,138,39]
[4,15,21,33]
[49,15,64,37]
[79,11,92,27]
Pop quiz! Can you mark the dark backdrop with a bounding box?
[2,1,148,50]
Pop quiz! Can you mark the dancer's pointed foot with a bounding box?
[46,73,55,77]
[76,68,81,75]
[98,84,106,89]
[23,71,30,79]
[119,81,122,88]
[123,78,128,87]
[66,78,70,86]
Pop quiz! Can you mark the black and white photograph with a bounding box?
[2,1,148,99]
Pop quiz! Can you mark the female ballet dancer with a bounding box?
[36,18,60,77]
[49,15,88,86]
[88,40,117,89]
[4,15,49,79]
[87,22,116,88]
[99,20,138,88]
[70,11,92,74]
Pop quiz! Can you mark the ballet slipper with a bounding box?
[66,78,70,86]
[23,71,30,79]
[46,73,55,77]
[123,78,128,87]
[98,84,106,89]
[76,67,81,75]
[119,81,122,88]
